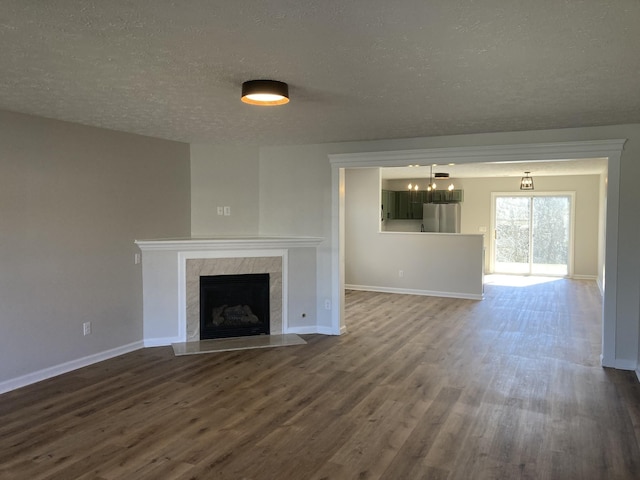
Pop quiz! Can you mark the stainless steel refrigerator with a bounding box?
[422,203,461,233]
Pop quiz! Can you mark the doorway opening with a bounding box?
[330,139,624,368]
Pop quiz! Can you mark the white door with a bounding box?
[492,193,574,276]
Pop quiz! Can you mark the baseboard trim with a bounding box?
[143,337,182,347]
[614,359,638,371]
[572,274,597,281]
[286,326,320,335]
[318,325,342,335]
[601,354,637,372]
[287,325,342,335]
[345,284,484,301]
[0,341,144,395]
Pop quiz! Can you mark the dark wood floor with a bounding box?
[2,278,640,479]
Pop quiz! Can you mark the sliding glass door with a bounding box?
[493,193,573,276]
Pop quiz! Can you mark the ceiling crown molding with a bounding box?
[329,139,626,168]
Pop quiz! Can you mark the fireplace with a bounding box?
[135,237,323,346]
[199,273,270,339]
[185,256,284,342]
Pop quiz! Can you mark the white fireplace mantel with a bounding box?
[136,236,324,346]
[135,236,324,251]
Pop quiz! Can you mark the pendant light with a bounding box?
[520,172,534,190]
[408,183,419,203]
[427,165,436,192]
[241,80,289,106]
[434,172,454,191]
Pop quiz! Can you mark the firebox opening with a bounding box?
[199,273,270,339]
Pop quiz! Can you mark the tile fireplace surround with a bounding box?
[185,256,282,341]
[135,237,324,346]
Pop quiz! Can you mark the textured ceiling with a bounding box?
[2,1,640,146]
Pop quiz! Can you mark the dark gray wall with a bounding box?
[0,111,191,384]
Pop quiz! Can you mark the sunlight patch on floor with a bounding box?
[484,274,564,287]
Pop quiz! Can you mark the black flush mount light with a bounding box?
[241,80,289,106]
[520,171,534,190]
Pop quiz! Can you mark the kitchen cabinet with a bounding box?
[381,189,463,220]
[431,190,446,203]
[449,189,464,202]
[432,189,464,203]
[381,190,396,220]
[398,191,424,219]
[411,192,425,218]
[396,191,410,218]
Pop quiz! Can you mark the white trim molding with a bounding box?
[0,341,144,394]
[143,337,182,347]
[572,275,598,281]
[346,284,484,301]
[329,140,625,168]
[135,236,323,251]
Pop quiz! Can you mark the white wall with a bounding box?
[187,144,325,330]
[287,247,320,331]
[0,110,191,388]
[259,145,336,327]
[190,144,260,236]
[345,168,483,298]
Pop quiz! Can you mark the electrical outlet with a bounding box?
[217,206,224,216]
[399,270,404,277]
[134,253,141,264]
[223,206,231,216]
[324,299,331,310]
[83,322,91,336]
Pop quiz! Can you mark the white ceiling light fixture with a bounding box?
[241,80,289,106]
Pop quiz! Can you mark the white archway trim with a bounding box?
[329,139,626,368]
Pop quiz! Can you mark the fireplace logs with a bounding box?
[200,273,270,339]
